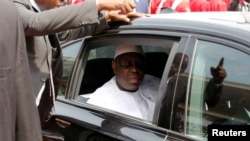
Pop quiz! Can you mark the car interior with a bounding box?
[64,38,250,140]
[79,52,168,99]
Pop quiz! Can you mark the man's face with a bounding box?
[36,0,65,10]
[112,53,145,92]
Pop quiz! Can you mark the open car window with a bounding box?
[76,36,181,122]
[59,39,83,95]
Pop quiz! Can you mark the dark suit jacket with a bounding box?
[158,74,223,131]
[11,0,108,96]
[11,0,109,125]
[158,74,188,130]
[0,0,42,141]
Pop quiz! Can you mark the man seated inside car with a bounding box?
[86,45,160,121]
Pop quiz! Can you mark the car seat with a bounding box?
[80,52,168,95]
[80,58,114,94]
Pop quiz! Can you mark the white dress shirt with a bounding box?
[86,74,160,121]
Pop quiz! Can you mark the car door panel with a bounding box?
[53,32,199,141]
[160,35,250,140]
[45,99,197,141]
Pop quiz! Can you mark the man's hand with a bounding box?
[106,11,150,23]
[210,57,227,84]
[98,0,136,13]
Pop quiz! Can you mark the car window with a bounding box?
[174,41,250,140]
[157,39,250,140]
[59,40,82,95]
[79,45,169,96]
[77,36,180,122]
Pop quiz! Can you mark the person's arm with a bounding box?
[12,0,102,36]
[57,11,109,42]
[57,9,147,42]
[12,0,138,37]
[204,79,223,107]
[204,57,227,107]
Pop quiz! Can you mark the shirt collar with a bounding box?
[30,0,41,12]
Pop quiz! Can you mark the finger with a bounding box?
[116,14,131,23]
[118,16,131,23]
[210,66,215,75]
[109,11,131,23]
[120,0,135,13]
[217,57,224,68]
[218,67,227,77]
[126,12,150,18]
[124,0,136,9]
[120,4,134,13]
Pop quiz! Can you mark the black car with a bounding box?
[43,12,250,141]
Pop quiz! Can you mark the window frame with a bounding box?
[65,34,185,124]
[170,34,250,140]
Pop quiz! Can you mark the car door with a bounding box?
[187,36,250,140]
[59,39,84,95]
[43,28,200,141]
[156,33,250,141]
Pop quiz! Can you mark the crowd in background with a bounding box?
[68,0,249,13]
[151,0,249,13]
[150,0,250,13]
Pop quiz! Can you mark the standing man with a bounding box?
[10,0,144,127]
[0,0,42,141]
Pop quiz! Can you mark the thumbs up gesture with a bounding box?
[210,57,227,84]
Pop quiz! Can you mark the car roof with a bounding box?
[106,12,250,45]
[150,12,249,24]
[131,12,250,30]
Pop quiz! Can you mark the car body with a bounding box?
[43,12,250,141]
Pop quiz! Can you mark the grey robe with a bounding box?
[0,0,42,141]
[11,0,109,126]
